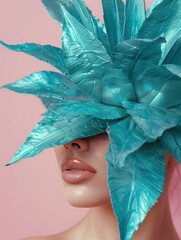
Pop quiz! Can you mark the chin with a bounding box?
[63,182,111,208]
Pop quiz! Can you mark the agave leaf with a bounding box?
[42,101,127,121]
[0,41,66,73]
[72,0,112,55]
[105,117,148,167]
[41,0,79,25]
[41,0,93,31]
[146,0,163,18]
[106,140,165,240]
[61,5,111,66]
[39,97,60,109]
[138,0,181,63]
[5,115,107,166]
[99,67,136,105]
[135,65,181,108]
[74,1,111,55]
[113,37,165,80]
[41,0,110,54]
[123,101,181,140]
[101,0,125,52]
[73,0,95,33]
[61,6,135,105]
[160,30,181,64]
[138,0,181,39]
[123,0,146,40]
[0,71,89,104]
[74,1,112,56]
[90,14,112,56]
[160,125,181,163]
[163,38,181,65]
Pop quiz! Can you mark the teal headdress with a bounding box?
[1,0,181,239]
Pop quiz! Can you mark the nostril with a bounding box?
[72,143,81,149]
[64,145,68,150]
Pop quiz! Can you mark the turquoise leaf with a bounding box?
[106,140,165,240]
[74,0,112,55]
[101,0,124,52]
[105,117,148,168]
[41,0,111,55]
[0,41,66,73]
[5,115,107,166]
[123,0,146,40]
[113,37,165,79]
[61,5,111,68]
[61,6,135,105]
[138,0,181,63]
[0,71,89,106]
[134,65,181,108]
[90,12,112,56]
[42,101,127,121]
[123,101,181,140]
[160,125,181,163]
[146,0,163,18]
[163,38,181,66]
[41,0,80,25]
[73,0,96,34]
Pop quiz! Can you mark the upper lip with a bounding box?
[61,157,97,173]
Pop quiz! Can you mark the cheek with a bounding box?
[54,145,67,171]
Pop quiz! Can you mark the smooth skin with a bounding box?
[23,133,179,240]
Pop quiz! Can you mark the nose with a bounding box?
[64,138,89,152]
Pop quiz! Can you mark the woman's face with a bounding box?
[54,133,111,208]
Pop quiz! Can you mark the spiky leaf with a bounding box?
[0,71,88,105]
[105,117,148,167]
[43,101,127,120]
[123,101,181,140]
[61,6,135,105]
[6,115,107,166]
[113,37,165,80]
[138,0,181,63]
[163,38,181,66]
[107,141,165,240]
[0,41,66,73]
[160,125,181,163]
[123,0,146,39]
[135,65,181,108]
[101,0,124,52]
[146,0,163,18]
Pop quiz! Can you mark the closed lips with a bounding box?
[61,158,97,173]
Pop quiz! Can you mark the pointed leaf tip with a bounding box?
[0,84,8,90]
[5,162,12,167]
[0,40,5,46]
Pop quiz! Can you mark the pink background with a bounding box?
[1,1,180,240]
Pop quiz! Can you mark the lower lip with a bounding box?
[62,170,96,184]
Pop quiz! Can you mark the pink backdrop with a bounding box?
[1,1,179,240]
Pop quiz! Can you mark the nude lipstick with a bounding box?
[61,158,97,184]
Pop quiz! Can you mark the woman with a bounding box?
[23,133,180,240]
[1,0,181,239]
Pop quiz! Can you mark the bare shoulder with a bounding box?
[21,232,66,240]
[21,218,84,240]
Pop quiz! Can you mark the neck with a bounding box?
[80,202,120,240]
[80,194,178,240]
[133,190,178,240]
[71,154,179,240]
